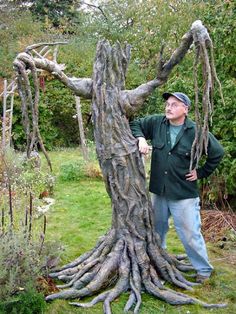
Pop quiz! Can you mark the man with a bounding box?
[130,92,224,283]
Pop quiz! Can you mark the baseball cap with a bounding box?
[162,92,191,107]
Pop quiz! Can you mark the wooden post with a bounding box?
[1,79,7,150]
[8,92,14,147]
[75,96,88,161]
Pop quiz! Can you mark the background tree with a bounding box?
[29,0,82,33]
[13,20,226,313]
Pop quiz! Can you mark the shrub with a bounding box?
[59,159,102,181]
[0,149,60,306]
[85,161,102,179]
[0,288,46,314]
[59,160,86,181]
[0,228,45,301]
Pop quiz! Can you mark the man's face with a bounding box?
[165,96,189,123]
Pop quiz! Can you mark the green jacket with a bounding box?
[130,114,224,200]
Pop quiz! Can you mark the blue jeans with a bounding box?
[151,194,213,276]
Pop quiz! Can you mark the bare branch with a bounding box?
[157,30,193,80]
[53,45,59,63]
[82,1,108,21]
[121,29,193,110]
[39,46,49,55]
[25,42,68,53]
[122,20,218,114]
[120,79,162,113]
[33,55,92,98]
[14,52,93,99]
[32,49,45,59]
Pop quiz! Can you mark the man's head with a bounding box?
[163,92,191,107]
[162,92,191,125]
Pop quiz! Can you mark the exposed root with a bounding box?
[69,290,110,308]
[201,303,227,309]
[175,263,195,272]
[172,266,199,287]
[46,230,227,311]
[68,242,130,314]
[46,237,123,301]
[124,292,136,312]
[147,241,194,290]
[175,254,188,261]
[56,258,102,289]
[150,265,165,288]
[144,279,195,305]
[145,280,227,308]
[125,236,142,313]
[45,288,85,301]
[57,274,74,283]
[50,229,116,276]
[129,278,142,314]
[103,245,130,314]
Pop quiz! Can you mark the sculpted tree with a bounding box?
[14,20,225,313]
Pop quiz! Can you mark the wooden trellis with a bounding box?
[1,79,17,150]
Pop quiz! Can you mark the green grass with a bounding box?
[43,148,236,314]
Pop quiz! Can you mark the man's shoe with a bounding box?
[196,274,210,284]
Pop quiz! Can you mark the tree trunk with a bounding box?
[93,41,153,240]
[45,40,225,313]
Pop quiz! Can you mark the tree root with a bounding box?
[46,230,227,312]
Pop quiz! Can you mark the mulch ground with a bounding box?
[201,209,236,266]
[201,209,236,242]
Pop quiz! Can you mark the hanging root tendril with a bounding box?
[189,20,225,171]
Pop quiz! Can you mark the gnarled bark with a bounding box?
[14,21,226,313]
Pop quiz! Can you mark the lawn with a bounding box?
[44,148,236,314]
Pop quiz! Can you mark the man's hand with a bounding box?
[138,137,151,155]
[185,169,198,181]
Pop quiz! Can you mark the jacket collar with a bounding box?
[163,116,195,129]
[184,117,195,129]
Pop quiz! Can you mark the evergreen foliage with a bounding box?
[0,289,46,314]
[30,0,81,29]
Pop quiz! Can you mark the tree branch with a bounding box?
[25,42,68,53]
[14,52,93,99]
[121,24,196,110]
[82,1,108,21]
[157,30,193,81]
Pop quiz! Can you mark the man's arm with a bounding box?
[196,132,224,179]
[129,115,157,154]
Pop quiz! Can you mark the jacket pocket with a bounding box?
[153,142,165,149]
[152,142,165,161]
[175,148,191,158]
[174,147,191,168]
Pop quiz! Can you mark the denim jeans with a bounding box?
[151,194,213,276]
